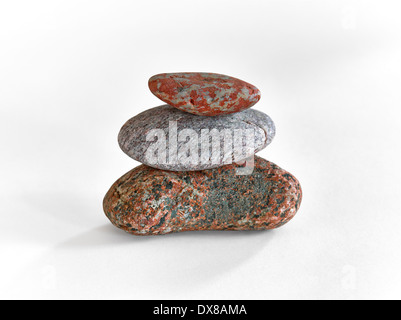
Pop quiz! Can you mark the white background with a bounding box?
[0,0,400,300]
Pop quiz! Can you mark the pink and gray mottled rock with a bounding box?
[148,72,261,116]
[118,105,275,171]
[103,156,302,236]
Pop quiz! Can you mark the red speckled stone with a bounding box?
[103,156,302,236]
[148,72,261,116]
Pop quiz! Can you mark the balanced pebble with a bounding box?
[148,72,261,116]
[103,157,302,236]
[118,105,275,171]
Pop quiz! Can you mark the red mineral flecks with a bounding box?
[103,156,302,236]
[148,72,261,116]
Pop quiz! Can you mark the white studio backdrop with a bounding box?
[0,0,400,299]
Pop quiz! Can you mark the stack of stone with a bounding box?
[103,73,302,235]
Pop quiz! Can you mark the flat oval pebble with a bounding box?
[148,72,261,116]
[103,157,302,236]
[118,105,275,171]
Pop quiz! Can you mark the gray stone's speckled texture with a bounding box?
[118,105,275,171]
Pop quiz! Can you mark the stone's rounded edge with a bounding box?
[269,167,303,230]
[148,73,172,106]
[116,105,168,165]
[242,109,276,153]
[117,119,139,164]
[117,121,129,159]
[148,72,262,116]
[103,165,179,236]
[269,115,276,144]
[103,157,303,236]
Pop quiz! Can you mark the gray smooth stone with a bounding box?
[118,105,275,171]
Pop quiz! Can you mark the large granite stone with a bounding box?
[148,72,261,116]
[118,105,275,171]
[103,156,302,236]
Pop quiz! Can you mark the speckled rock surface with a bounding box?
[148,73,261,116]
[118,105,275,171]
[103,156,302,236]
